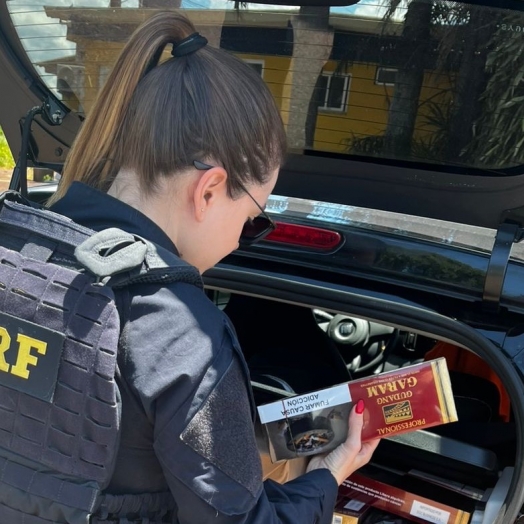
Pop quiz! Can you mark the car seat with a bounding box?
[223,294,351,404]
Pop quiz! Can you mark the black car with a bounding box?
[2,0,524,522]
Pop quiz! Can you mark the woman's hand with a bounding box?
[306,400,380,485]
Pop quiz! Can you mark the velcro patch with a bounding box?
[0,311,65,402]
[181,357,262,499]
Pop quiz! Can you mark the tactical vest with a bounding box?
[0,191,202,523]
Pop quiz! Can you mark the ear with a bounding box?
[192,166,228,221]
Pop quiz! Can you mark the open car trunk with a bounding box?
[8,164,524,523]
[203,268,524,523]
[3,0,524,521]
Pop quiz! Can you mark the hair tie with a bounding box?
[172,33,208,57]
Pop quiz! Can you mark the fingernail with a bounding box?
[356,399,365,414]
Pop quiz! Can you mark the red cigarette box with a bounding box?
[257,358,457,462]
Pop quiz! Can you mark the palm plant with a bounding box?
[342,0,497,166]
[432,3,496,164]
[464,13,524,168]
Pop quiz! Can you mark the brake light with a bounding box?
[264,222,342,250]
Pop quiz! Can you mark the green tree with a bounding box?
[0,128,14,169]
[345,1,494,166]
[465,13,524,167]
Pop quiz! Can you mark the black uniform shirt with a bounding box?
[51,182,338,524]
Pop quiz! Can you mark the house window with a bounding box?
[375,67,398,86]
[318,73,351,112]
[244,60,264,78]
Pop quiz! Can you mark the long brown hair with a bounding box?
[50,11,286,203]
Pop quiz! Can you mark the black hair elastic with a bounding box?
[171,33,208,57]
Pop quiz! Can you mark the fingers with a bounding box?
[347,401,381,463]
[341,400,367,454]
[306,399,381,485]
[341,401,381,472]
[361,437,381,457]
[319,400,380,484]
[358,437,381,467]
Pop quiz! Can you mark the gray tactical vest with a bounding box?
[0,191,202,523]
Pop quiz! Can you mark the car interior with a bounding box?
[214,290,516,504]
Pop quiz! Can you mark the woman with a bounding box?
[49,11,380,523]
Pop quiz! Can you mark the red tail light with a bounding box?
[264,222,342,250]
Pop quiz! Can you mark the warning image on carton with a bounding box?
[257,383,354,461]
[257,359,458,462]
[264,404,352,459]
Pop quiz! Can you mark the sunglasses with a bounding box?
[193,160,276,246]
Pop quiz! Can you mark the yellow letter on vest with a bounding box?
[11,335,47,379]
[0,327,11,373]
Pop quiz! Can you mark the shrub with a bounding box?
[0,128,14,168]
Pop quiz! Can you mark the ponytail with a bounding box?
[50,12,196,203]
[50,10,286,204]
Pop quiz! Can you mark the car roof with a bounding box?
[2,0,524,231]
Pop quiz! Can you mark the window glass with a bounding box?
[6,0,524,170]
[375,67,397,86]
[320,73,350,111]
[244,59,264,77]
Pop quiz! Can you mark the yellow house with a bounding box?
[41,6,453,156]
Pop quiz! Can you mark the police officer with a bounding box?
[43,11,380,523]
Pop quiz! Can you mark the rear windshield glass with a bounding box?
[7,0,524,171]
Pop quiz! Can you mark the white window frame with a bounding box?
[319,72,351,113]
[244,59,265,78]
[375,67,398,86]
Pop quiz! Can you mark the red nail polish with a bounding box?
[356,399,365,414]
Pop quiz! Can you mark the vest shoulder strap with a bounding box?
[0,192,202,289]
[0,191,200,523]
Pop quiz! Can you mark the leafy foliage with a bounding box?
[0,128,14,169]
[343,134,385,157]
[344,95,454,161]
[344,1,508,168]
[465,14,524,167]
